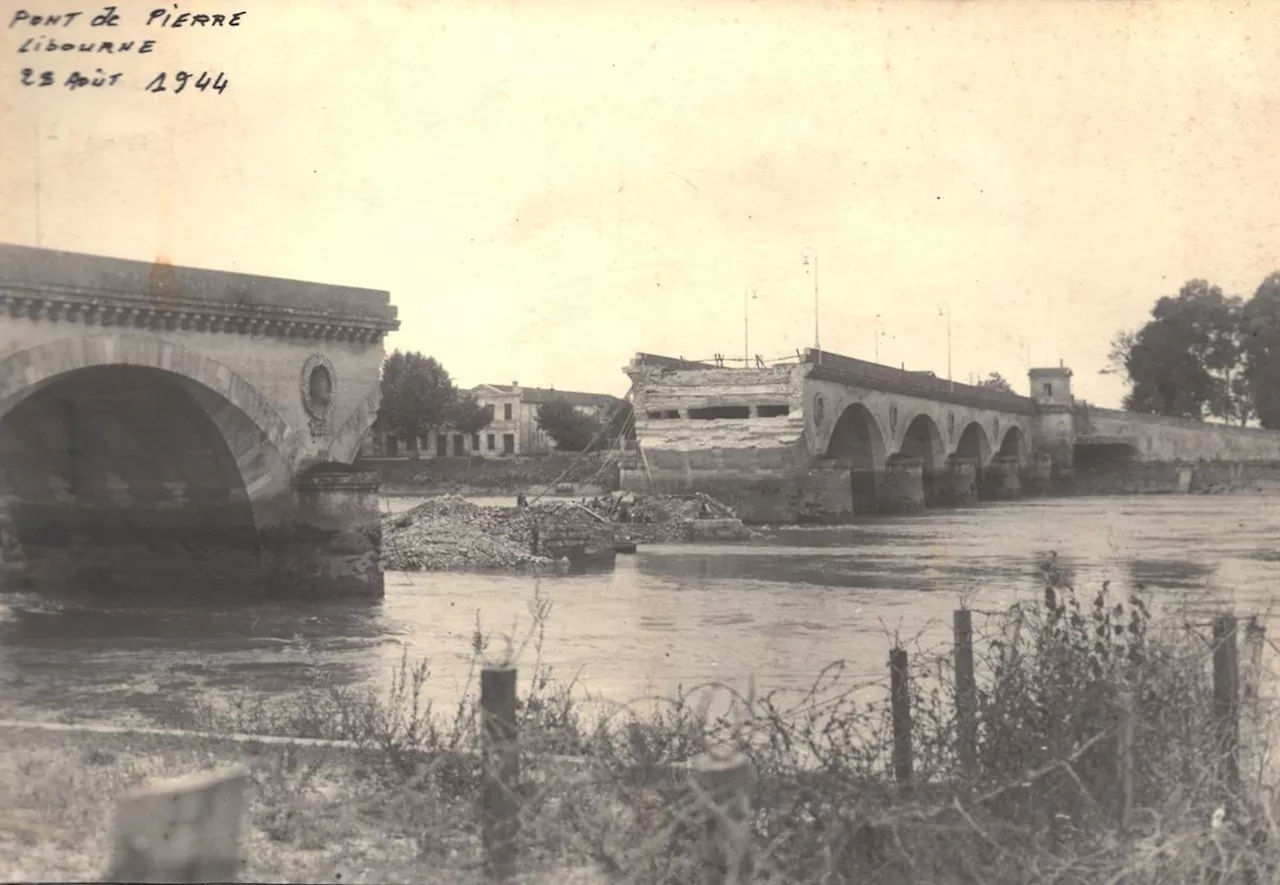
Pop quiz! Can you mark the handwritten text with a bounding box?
[7,5,245,95]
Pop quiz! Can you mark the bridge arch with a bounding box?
[997,425,1029,461]
[824,402,887,471]
[895,413,947,472]
[0,333,301,594]
[954,421,993,465]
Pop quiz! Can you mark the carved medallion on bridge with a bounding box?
[993,416,1001,439]
[889,404,899,435]
[301,353,337,440]
[948,412,956,441]
[812,394,825,428]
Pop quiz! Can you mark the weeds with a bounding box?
[178,560,1280,883]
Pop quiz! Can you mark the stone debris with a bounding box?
[574,491,757,543]
[578,490,736,523]
[381,496,553,572]
[380,491,754,571]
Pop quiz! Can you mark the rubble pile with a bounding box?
[381,496,552,571]
[381,490,754,572]
[577,491,753,543]
[580,491,736,524]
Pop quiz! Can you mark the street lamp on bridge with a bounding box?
[800,248,819,360]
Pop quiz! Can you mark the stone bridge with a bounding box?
[0,244,398,598]
[622,348,1280,523]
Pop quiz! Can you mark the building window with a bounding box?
[1043,383,1053,397]
[504,403,513,421]
[487,433,496,451]
[503,433,515,454]
[689,406,751,420]
[436,434,447,457]
[453,434,464,457]
[472,433,480,450]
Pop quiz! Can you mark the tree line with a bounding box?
[374,350,633,457]
[1109,272,1280,428]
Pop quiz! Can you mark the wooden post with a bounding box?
[889,647,913,789]
[481,667,520,882]
[690,753,753,885]
[1117,689,1136,831]
[1213,614,1240,792]
[105,765,249,883]
[953,609,977,778]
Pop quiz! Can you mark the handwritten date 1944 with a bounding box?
[145,70,228,94]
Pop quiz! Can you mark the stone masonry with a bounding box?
[0,244,399,598]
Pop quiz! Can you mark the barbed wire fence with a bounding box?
[133,565,1280,884]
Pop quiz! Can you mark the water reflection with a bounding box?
[1,495,1279,729]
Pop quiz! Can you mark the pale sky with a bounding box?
[3,0,1279,405]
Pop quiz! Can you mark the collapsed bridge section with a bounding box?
[621,350,1049,524]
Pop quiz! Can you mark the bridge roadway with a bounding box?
[0,244,398,598]
[621,348,1280,523]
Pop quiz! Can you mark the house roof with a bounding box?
[474,384,624,409]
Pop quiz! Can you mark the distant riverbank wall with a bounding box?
[358,452,619,496]
[1072,460,1280,496]
[1069,406,1280,495]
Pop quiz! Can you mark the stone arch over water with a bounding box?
[955,421,993,466]
[998,424,1029,462]
[825,402,887,470]
[0,333,298,595]
[895,414,948,507]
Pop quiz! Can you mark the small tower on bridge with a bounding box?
[1029,364,1073,409]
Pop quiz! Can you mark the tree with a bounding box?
[978,372,1016,394]
[1109,280,1246,422]
[1242,272,1280,428]
[535,399,603,452]
[448,392,494,438]
[377,351,457,458]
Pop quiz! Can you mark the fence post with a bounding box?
[690,752,753,885]
[105,765,249,883]
[953,609,977,778]
[889,647,913,790]
[1212,614,1240,793]
[1117,689,1136,832]
[481,666,520,882]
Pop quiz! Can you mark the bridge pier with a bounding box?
[798,461,881,522]
[1021,452,1054,495]
[851,467,880,515]
[880,455,926,514]
[260,466,384,599]
[980,455,1022,500]
[936,456,980,507]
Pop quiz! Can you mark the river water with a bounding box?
[2,495,1279,730]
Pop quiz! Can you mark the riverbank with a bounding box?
[360,452,618,497]
[2,569,1276,884]
[0,725,599,885]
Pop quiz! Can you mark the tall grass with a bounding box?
[184,562,1280,884]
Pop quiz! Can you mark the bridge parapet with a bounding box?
[803,349,1037,415]
[0,245,399,327]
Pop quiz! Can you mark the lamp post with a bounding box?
[938,303,953,390]
[801,248,819,359]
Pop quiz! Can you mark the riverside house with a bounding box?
[361,382,625,458]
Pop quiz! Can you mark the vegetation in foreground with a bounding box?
[3,561,1279,884]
